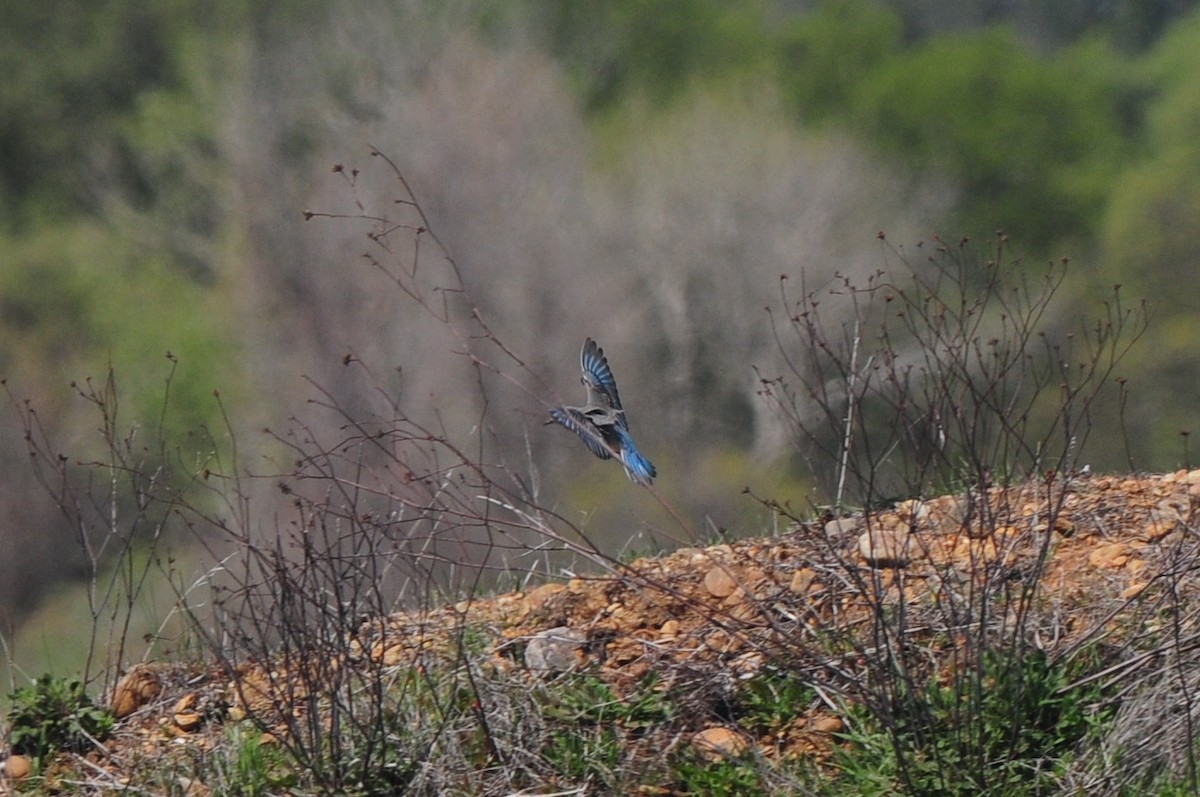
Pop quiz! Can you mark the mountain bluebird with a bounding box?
[550,338,657,486]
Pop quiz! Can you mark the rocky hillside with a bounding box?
[4,470,1200,795]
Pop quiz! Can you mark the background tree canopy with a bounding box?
[2,0,1199,663]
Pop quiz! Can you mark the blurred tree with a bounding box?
[0,223,234,457]
[1103,7,1200,301]
[504,0,1148,254]
[1094,8,1200,463]
[0,1,188,226]
[520,0,774,111]
[848,28,1132,248]
[880,0,1199,50]
[775,0,903,123]
[0,222,234,638]
[3,0,1199,647]
[0,0,254,633]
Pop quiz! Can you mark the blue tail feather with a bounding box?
[616,428,657,486]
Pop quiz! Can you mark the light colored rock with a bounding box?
[858,527,911,567]
[174,711,204,733]
[896,499,930,524]
[2,754,32,781]
[379,644,406,667]
[1051,517,1076,536]
[522,582,566,614]
[730,651,764,679]
[173,692,203,732]
[729,601,760,621]
[1123,582,1147,599]
[1089,542,1130,569]
[943,495,999,538]
[933,496,969,535]
[824,517,858,538]
[111,663,163,719]
[1145,508,1182,541]
[789,567,819,595]
[704,566,738,598]
[810,715,844,734]
[692,727,748,760]
[702,630,743,654]
[524,626,587,672]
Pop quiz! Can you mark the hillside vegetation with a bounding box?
[7,468,1200,795]
[0,158,1183,796]
[4,2,1200,793]
[3,0,1200,628]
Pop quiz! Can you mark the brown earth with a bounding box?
[6,469,1200,793]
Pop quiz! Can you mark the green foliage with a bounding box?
[0,0,242,512]
[0,0,237,227]
[823,715,904,797]
[0,233,98,381]
[835,648,1108,797]
[112,50,227,281]
[0,223,235,450]
[541,672,672,786]
[1102,8,1200,297]
[849,27,1131,247]
[973,648,1102,764]
[215,725,298,797]
[1092,7,1200,461]
[542,723,625,785]
[5,674,113,762]
[249,663,466,793]
[1119,769,1200,797]
[523,0,775,110]
[735,666,813,735]
[544,671,672,730]
[671,753,767,796]
[528,0,1144,253]
[775,0,902,123]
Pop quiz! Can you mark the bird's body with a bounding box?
[550,338,657,486]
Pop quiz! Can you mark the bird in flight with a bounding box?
[550,338,657,486]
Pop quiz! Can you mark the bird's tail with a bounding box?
[619,434,657,486]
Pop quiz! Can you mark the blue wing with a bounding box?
[581,338,626,427]
[555,339,656,486]
[550,407,614,461]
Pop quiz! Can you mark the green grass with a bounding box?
[5,674,113,766]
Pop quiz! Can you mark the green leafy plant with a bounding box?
[5,674,114,762]
[736,666,814,734]
[823,719,903,797]
[544,671,672,730]
[541,672,673,786]
[829,649,1109,797]
[542,724,624,785]
[201,724,300,797]
[671,753,767,796]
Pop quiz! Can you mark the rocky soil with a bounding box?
[5,469,1200,793]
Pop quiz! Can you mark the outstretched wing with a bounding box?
[580,338,627,427]
[550,407,614,461]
